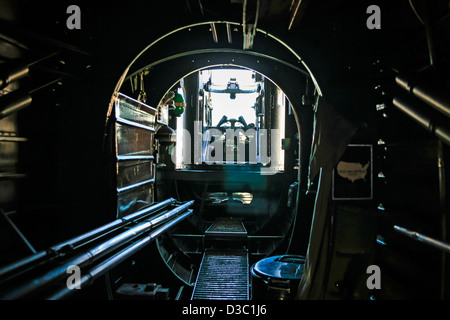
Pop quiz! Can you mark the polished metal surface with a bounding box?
[393,96,450,146]
[251,255,305,280]
[394,225,450,254]
[0,199,194,299]
[115,93,157,129]
[47,209,194,300]
[114,93,158,216]
[116,122,154,156]
[396,75,450,119]
[0,0,448,302]
[0,93,32,120]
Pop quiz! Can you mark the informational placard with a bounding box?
[332,144,373,200]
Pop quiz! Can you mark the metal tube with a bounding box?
[0,251,48,280]
[120,198,176,222]
[117,178,155,194]
[394,225,450,254]
[0,93,32,120]
[0,65,29,89]
[0,20,93,57]
[226,23,232,44]
[210,23,218,43]
[0,198,176,279]
[0,200,192,299]
[28,78,62,94]
[0,209,36,255]
[146,201,193,227]
[84,201,193,260]
[115,116,156,132]
[435,126,450,146]
[242,0,247,39]
[90,210,193,279]
[0,32,28,50]
[0,77,65,120]
[422,0,436,67]
[26,51,60,67]
[395,75,450,119]
[46,210,193,300]
[0,136,27,142]
[437,140,447,299]
[116,155,154,161]
[392,96,431,130]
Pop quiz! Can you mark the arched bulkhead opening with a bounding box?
[106,21,323,289]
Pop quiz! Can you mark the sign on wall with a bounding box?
[332,144,373,200]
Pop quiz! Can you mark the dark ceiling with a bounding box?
[0,0,449,125]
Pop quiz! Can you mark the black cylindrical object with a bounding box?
[250,255,305,300]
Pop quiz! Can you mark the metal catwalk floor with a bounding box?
[204,219,248,236]
[191,249,249,300]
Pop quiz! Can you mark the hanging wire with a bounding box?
[409,0,425,25]
[0,208,36,254]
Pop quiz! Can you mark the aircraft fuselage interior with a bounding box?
[0,0,449,304]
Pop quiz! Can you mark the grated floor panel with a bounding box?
[191,250,249,300]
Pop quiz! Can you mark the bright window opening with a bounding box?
[175,66,286,171]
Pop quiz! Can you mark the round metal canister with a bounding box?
[250,255,305,300]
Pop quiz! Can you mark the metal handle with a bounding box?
[275,255,305,264]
